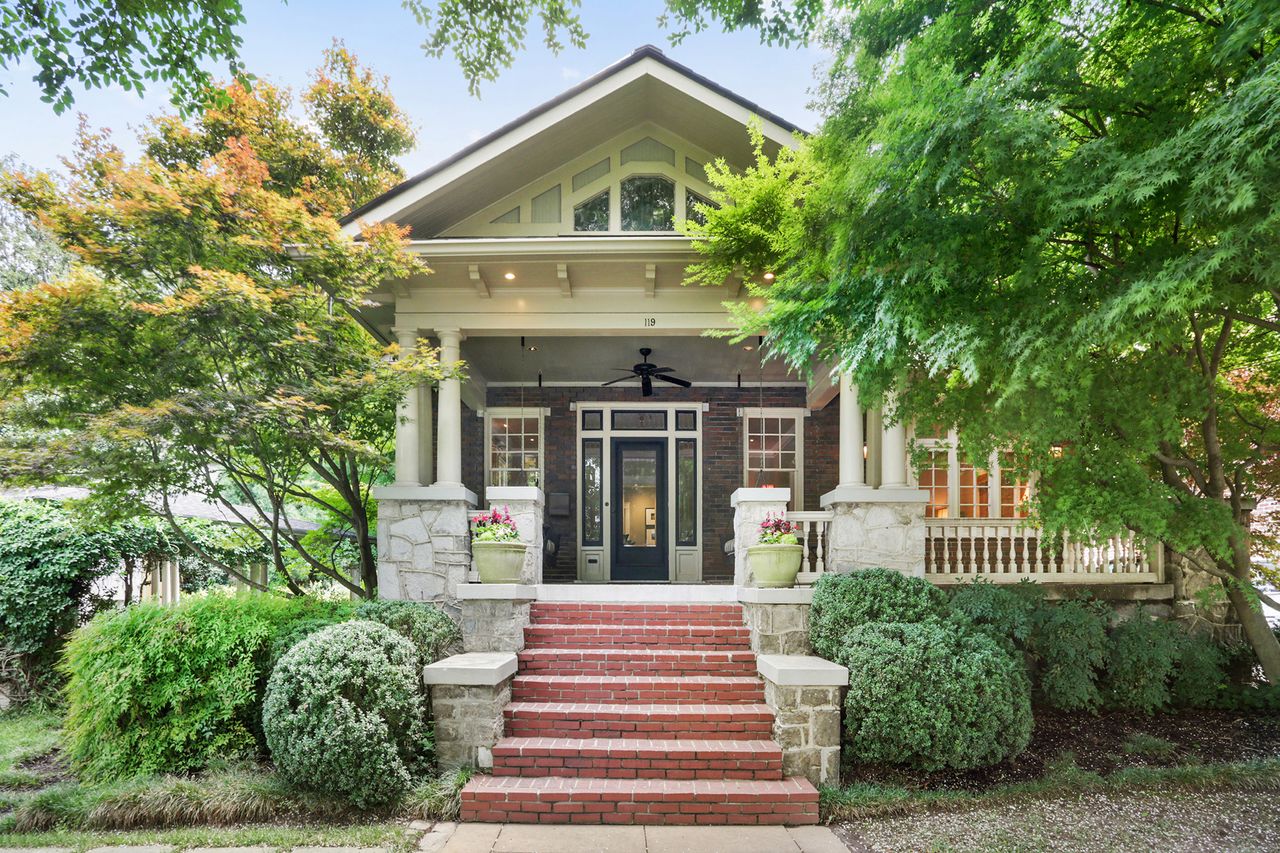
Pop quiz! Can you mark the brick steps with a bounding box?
[524,623,752,649]
[461,776,820,825]
[502,701,777,740]
[511,674,766,704]
[461,601,819,826]
[517,648,758,677]
[490,737,783,780]
[529,603,744,626]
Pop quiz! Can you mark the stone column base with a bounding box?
[373,486,477,609]
[757,654,848,787]
[423,652,517,771]
[821,487,928,577]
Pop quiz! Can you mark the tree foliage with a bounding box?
[0,47,443,598]
[403,0,588,96]
[0,0,248,113]
[685,0,1280,682]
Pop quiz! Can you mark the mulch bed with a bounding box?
[841,709,1280,792]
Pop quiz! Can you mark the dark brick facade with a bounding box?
[471,385,841,584]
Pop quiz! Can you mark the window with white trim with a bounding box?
[742,408,805,510]
[915,431,1031,519]
[485,408,546,488]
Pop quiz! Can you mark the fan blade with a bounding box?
[641,374,653,396]
[654,374,692,388]
[601,375,634,386]
[610,367,637,372]
[651,366,676,374]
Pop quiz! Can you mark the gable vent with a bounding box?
[572,158,611,192]
[531,185,562,223]
[621,137,675,166]
[490,206,520,224]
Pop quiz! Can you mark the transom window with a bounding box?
[621,175,675,231]
[916,431,1030,519]
[485,408,546,488]
[742,408,806,510]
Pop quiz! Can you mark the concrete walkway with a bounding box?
[419,822,849,853]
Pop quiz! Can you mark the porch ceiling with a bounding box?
[461,335,801,385]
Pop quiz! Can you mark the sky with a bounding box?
[0,1,826,177]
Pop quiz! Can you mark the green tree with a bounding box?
[0,0,248,113]
[0,48,444,598]
[683,0,1280,681]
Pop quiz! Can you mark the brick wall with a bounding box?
[477,385,841,583]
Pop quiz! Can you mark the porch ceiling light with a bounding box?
[503,272,516,280]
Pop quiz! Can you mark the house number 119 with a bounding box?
[643,317,656,327]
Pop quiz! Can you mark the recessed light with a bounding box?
[503,272,516,280]
[743,344,755,351]
[528,345,538,352]
[763,271,775,281]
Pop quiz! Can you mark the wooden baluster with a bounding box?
[815,520,827,574]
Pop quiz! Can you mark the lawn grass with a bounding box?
[0,709,61,788]
[820,755,1280,822]
[0,822,415,851]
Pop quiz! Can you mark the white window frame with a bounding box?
[739,407,807,510]
[913,429,1031,519]
[483,406,550,489]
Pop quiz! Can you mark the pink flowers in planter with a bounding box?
[758,513,801,545]
[473,507,520,542]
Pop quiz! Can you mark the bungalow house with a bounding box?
[344,46,1169,825]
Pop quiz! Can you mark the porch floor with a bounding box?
[534,583,739,603]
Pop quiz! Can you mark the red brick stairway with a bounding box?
[459,602,820,825]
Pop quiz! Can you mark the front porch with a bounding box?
[372,327,1166,601]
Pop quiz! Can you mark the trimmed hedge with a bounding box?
[61,593,354,781]
[837,620,1033,771]
[809,569,945,660]
[263,620,428,808]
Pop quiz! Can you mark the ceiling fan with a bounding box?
[601,347,692,397]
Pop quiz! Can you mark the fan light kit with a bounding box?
[601,347,692,397]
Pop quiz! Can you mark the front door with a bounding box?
[610,438,668,581]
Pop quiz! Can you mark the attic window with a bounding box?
[621,176,674,231]
[574,190,610,232]
[685,190,716,226]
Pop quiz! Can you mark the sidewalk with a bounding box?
[419,823,849,853]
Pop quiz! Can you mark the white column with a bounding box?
[435,328,464,487]
[838,373,864,487]
[417,383,434,485]
[880,392,908,488]
[392,327,421,486]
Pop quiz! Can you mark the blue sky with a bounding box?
[0,1,825,176]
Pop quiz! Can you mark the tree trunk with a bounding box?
[1225,580,1280,684]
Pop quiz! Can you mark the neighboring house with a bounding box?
[345,45,1164,601]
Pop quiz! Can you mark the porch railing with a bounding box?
[782,512,1164,585]
[786,511,834,585]
[923,519,1163,584]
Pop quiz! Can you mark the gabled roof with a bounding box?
[341,45,804,237]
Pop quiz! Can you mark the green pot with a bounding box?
[748,543,804,588]
[473,540,528,583]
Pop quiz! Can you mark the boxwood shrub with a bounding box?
[61,593,354,781]
[354,599,460,670]
[837,620,1033,771]
[263,620,428,809]
[809,569,945,660]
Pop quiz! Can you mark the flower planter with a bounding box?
[748,543,804,588]
[473,541,528,583]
